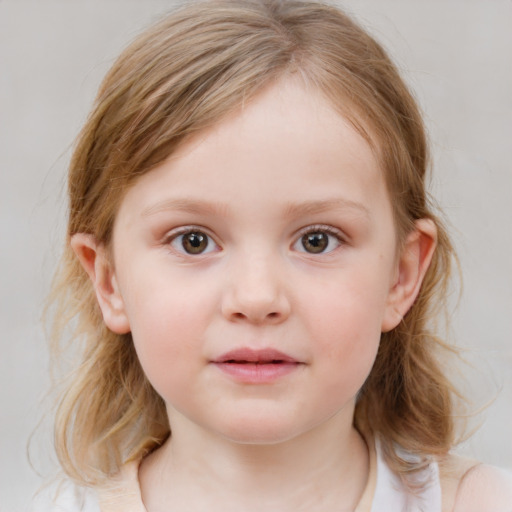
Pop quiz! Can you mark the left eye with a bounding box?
[169,230,218,255]
[293,229,342,254]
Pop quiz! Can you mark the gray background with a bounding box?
[1,1,511,510]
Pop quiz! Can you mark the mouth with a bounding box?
[213,347,299,364]
[211,348,302,383]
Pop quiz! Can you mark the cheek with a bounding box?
[303,268,389,392]
[317,312,381,398]
[121,276,217,397]
[313,323,381,414]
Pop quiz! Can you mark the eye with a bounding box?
[293,227,343,254]
[169,229,218,255]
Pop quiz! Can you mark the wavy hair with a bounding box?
[48,0,460,487]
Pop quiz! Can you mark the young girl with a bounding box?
[37,1,512,510]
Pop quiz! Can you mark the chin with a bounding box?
[211,409,311,446]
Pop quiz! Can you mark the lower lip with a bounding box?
[212,362,301,383]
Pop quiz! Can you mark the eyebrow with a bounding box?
[283,198,371,219]
[141,197,370,219]
[141,198,231,218]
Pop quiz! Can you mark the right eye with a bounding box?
[169,230,218,255]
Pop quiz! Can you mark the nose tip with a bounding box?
[221,259,291,325]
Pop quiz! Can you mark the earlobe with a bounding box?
[70,233,131,334]
[381,219,437,332]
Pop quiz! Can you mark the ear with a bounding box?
[381,219,437,332]
[70,233,131,334]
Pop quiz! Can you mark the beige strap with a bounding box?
[354,439,377,512]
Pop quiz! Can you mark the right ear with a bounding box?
[70,233,131,334]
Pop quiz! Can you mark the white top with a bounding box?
[370,442,441,512]
[32,441,441,512]
[32,480,101,512]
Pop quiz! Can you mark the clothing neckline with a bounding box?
[96,436,441,512]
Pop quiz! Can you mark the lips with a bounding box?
[212,348,302,383]
[214,347,299,364]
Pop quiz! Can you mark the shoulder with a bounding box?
[32,461,143,512]
[453,463,512,512]
[32,478,100,512]
[439,454,512,512]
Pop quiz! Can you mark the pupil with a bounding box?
[302,232,328,253]
[183,232,207,254]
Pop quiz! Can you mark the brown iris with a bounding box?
[182,231,208,254]
[301,232,328,253]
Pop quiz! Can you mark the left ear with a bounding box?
[381,219,437,332]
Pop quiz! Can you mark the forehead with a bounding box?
[175,79,381,182]
[116,78,391,226]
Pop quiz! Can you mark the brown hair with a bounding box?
[48,0,459,486]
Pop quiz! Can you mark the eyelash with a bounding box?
[293,224,345,255]
[165,226,220,256]
[164,224,346,256]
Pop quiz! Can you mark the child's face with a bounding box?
[108,79,403,444]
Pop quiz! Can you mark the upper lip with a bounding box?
[213,348,299,364]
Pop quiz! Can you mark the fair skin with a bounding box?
[72,79,511,511]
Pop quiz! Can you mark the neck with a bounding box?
[139,408,370,512]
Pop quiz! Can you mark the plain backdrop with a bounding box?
[1,1,511,510]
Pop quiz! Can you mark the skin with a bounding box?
[72,78,439,511]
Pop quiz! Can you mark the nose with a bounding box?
[221,252,291,325]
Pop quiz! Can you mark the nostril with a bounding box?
[230,311,280,322]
